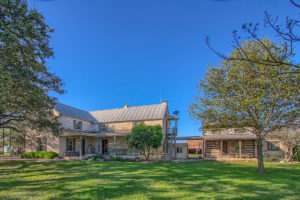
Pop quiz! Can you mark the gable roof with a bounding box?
[89,103,167,123]
[54,103,98,123]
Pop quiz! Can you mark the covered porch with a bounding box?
[60,130,139,159]
[203,134,257,159]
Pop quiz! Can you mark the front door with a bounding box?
[82,139,85,155]
[102,139,108,154]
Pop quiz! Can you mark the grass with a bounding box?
[0,160,299,200]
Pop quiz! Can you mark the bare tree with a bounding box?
[206,0,300,74]
[270,126,300,162]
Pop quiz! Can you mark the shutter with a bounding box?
[79,121,82,130]
[73,120,76,129]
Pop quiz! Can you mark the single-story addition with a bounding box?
[202,127,287,160]
[25,101,181,159]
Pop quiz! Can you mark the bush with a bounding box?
[110,156,121,161]
[264,157,280,162]
[24,151,58,159]
[87,154,104,160]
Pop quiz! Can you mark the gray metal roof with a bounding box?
[89,103,167,123]
[203,134,257,140]
[55,103,98,123]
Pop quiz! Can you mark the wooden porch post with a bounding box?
[203,140,206,158]
[174,134,177,159]
[254,140,257,158]
[239,140,242,158]
[97,135,100,154]
[169,132,172,160]
[220,140,223,157]
[9,128,12,155]
[80,134,82,160]
[114,135,116,156]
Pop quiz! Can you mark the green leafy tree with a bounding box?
[0,0,64,134]
[189,38,299,173]
[126,124,163,161]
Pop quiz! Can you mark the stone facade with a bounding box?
[25,128,59,153]
[25,117,168,158]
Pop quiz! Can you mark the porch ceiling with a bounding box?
[61,129,130,137]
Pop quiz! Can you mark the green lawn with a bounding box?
[0,160,299,200]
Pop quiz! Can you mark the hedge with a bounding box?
[24,151,59,159]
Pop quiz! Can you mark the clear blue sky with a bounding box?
[30,0,298,137]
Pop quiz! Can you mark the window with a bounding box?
[73,120,82,130]
[134,121,144,126]
[99,123,108,132]
[66,138,76,151]
[37,137,47,151]
[267,142,280,151]
[176,147,183,154]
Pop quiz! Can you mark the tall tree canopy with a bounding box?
[0,0,64,134]
[189,38,299,173]
[127,124,163,160]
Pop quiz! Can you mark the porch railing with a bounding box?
[108,149,140,156]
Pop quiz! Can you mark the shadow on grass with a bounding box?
[0,160,299,199]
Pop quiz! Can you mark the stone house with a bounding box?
[25,101,178,159]
[202,127,288,160]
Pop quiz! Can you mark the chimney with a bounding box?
[124,104,129,108]
[162,100,168,104]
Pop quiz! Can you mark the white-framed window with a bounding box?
[66,138,76,151]
[99,123,108,132]
[73,120,82,130]
[176,147,183,154]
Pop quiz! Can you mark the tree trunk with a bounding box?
[256,136,265,173]
[144,146,151,161]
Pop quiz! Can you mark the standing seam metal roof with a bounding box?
[54,103,168,123]
[54,103,98,123]
[89,103,167,123]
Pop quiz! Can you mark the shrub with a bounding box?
[110,156,121,161]
[87,154,104,160]
[24,151,58,159]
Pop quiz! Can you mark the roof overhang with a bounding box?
[203,134,257,140]
[176,136,203,140]
[168,116,179,121]
[61,128,130,137]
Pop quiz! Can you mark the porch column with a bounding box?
[114,135,116,156]
[174,134,177,159]
[203,140,206,158]
[9,128,12,155]
[80,134,82,160]
[220,140,223,157]
[169,133,172,160]
[254,140,257,158]
[239,140,242,158]
[97,135,100,154]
